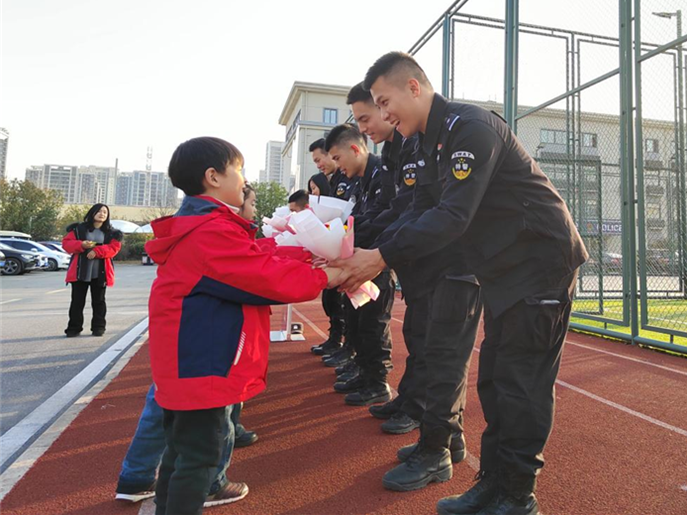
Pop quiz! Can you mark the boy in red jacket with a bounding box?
[145,137,338,515]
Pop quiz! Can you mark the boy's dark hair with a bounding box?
[288,189,309,207]
[308,138,327,153]
[346,82,373,105]
[84,203,112,232]
[325,124,366,152]
[363,51,431,91]
[168,137,244,196]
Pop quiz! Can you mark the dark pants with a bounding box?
[351,272,395,384]
[412,278,482,433]
[155,407,226,515]
[477,271,578,479]
[66,280,107,334]
[321,289,345,342]
[395,294,430,416]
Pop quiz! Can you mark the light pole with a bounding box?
[653,11,687,297]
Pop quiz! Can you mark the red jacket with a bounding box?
[62,223,122,287]
[145,195,328,410]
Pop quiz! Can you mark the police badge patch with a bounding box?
[451,151,474,180]
[403,163,417,186]
[336,182,347,197]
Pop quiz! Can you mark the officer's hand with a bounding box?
[312,257,329,269]
[330,248,386,292]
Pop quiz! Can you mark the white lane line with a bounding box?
[472,346,687,438]
[292,307,329,340]
[390,317,687,377]
[556,379,687,437]
[566,341,687,377]
[0,299,20,306]
[46,288,68,295]
[0,317,149,471]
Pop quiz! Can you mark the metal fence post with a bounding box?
[442,14,453,98]
[504,0,520,131]
[619,0,639,342]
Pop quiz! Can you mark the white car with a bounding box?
[0,238,70,272]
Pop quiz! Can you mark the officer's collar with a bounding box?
[381,130,403,163]
[361,153,380,186]
[421,93,449,156]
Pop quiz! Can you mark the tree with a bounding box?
[0,179,64,240]
[253,182,288,237]
[58,204,91,233]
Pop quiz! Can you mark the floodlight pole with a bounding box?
[504,0,520,132]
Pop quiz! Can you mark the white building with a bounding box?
[260,141,286,188]
[278,82,352,192]
[78,165,117,204]
[0,128,8,181]
[25,164,79,203]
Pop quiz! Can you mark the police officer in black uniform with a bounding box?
[346,82,429,435]
[325,124,395,406]
[334,52,588,515]
[308,139,354,358]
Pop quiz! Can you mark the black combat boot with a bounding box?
[398,432,466,463]
[382,425,453,492]
[475,473,539,515]
[436,470,499,515]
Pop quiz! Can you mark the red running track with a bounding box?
[1,296,686,515]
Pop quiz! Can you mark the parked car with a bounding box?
[0,242,44,275]
[40,241,66,254]
[0,238,69,272]
[0,250,5,270]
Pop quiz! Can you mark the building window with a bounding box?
[582,133,598,148]
[323,108,338,125]
[645,138,659,153]
[540,129,567,145]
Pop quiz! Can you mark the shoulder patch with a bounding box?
[451,151,474,181]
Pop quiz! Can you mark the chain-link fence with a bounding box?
[409,0,687,353]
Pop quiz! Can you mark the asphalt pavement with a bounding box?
[0,264,155,455]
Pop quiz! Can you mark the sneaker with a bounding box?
[115,481,156,503]
[381,412,420,434]
[335,361,358,376]
[235,430,258,448]
[204,481,249,508]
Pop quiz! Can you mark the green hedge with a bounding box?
[114,233,153,261]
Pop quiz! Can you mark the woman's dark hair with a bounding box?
[84,203,112,232]
[168,136,244,196]
[243,182,255,197]
[308,173,331,196]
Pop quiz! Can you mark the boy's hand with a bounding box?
[86,250,96,260]
[324,267,343,288]
[82,240,96,249]
[312,257,329,269]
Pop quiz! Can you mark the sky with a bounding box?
[2,0,683,182]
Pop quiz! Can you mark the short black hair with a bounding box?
[309,138,326,153]
[168,137,244,196]
[346,82,373,105]
[243,182,255,197]
[288,189,309,207]
[325,124,367,152]
[363,51,431,91]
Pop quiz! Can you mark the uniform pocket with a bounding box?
[431,278,481,323]
[522,297,567,352]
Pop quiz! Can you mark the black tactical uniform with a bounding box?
[328,169,356,201]
[378,94,587,511]
[339,153,397,406]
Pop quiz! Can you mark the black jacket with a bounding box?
[328,169,356,201]
[378,94,588,316]
[349,154,390,249]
